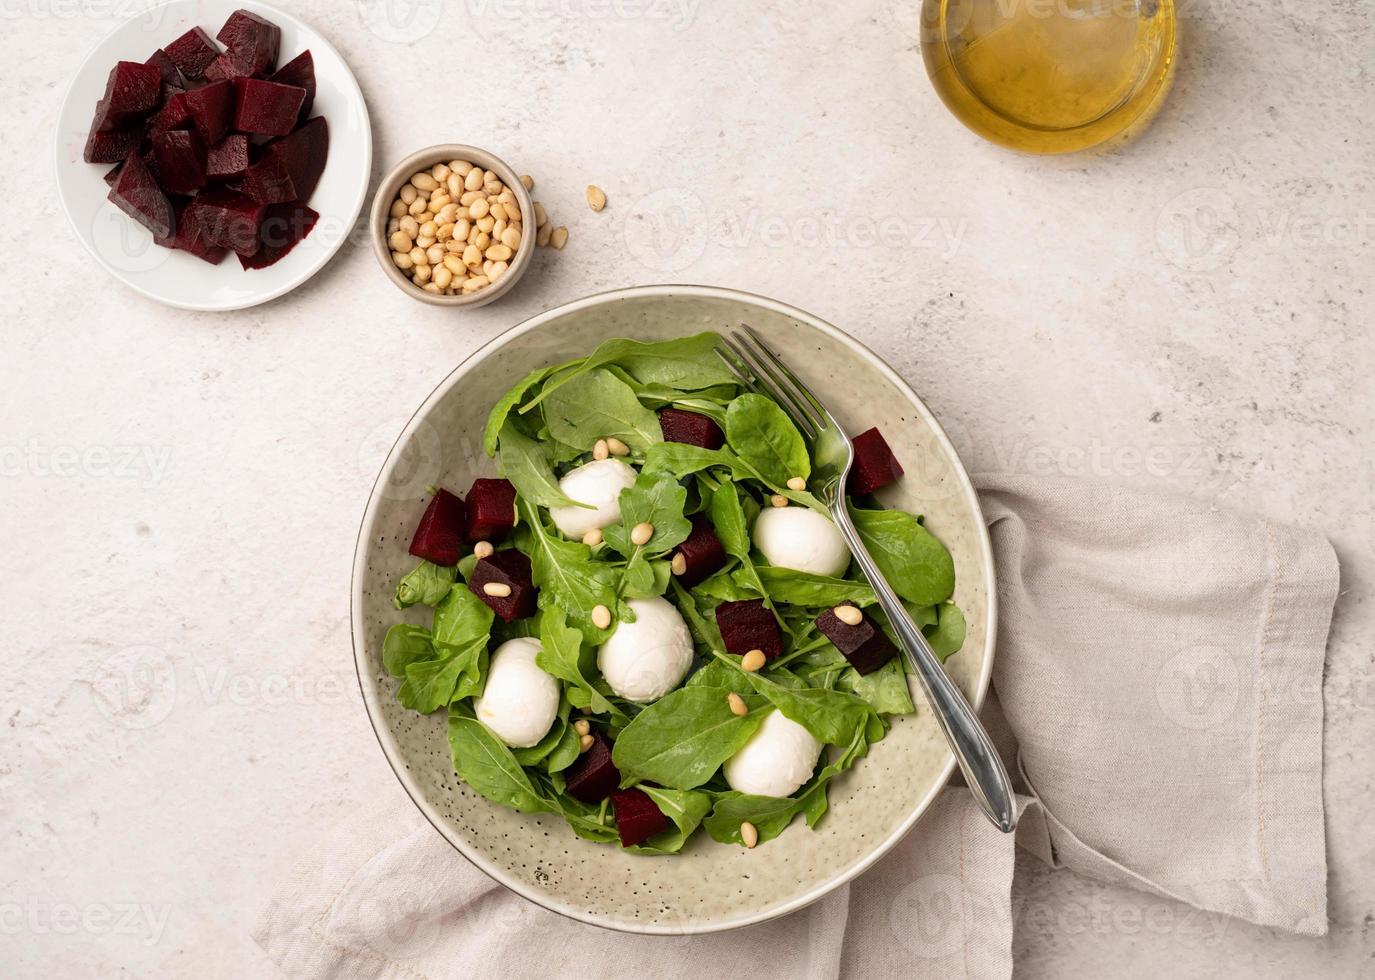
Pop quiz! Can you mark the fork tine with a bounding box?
[719,335,818,440]
[715,346,759,394]
[739,324,833,430]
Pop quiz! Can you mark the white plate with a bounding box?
[54,0,372,312]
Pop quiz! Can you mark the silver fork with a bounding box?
[717,325,1017,833]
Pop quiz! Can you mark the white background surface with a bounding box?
[3,1,1371,977]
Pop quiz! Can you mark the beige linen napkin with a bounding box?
[255,477,1338,978]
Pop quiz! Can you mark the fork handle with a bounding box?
[832,506,1018,833]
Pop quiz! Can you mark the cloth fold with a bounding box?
[256,477,1339,979]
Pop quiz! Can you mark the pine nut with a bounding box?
[770,494,788,508]
[501,227,522,250]
[462,244,482,268]
[741,649,766,672]
[489,201,508,222]
[591,604,612,630]
[429,192,452,211]
[550,226,569,250]
[583,528,603,546]
[473,231,491,250]
[392,251,413,270]
[492,218,508,241]
[389,231,413,253]
[433,266,453,290]
[482,581,511,598]
[740,821,758,849]
[489,261,508,280]
[586,184,607,212]
[446,173,463,197]
[727,692,748,717]
[605,437,629,457]
[833,604,863,626]
[431,163,451,181]
[579,733,595,752]
[473,541,494,559]
[485,243,513,262]
[573,718,590,736]
[786,477,806,491]
[463,275,490,291]
[464,167,484,191]
[451,159,473,176]
[422,283,441,293]
[400,215,419,238]
[593,439,610,460]
[408,197,428,216]
[670,553,687,576]
[408,246,426,265]
[536,222,552,247]
[412,264,431,283]
[630,522,654,546]
[390,199,407,218]
[399,184,418,204]
[533,201,548,228]
[519,174,534,190]
[411,172,439,192]
[426,244,444,265]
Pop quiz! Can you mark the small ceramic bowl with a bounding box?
[370,144,535,308]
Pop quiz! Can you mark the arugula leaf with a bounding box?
[536,606,624,718]
[432,584,496,651]
[397,586,495,713]
[743,670,878,746]
[708,480,780,627]
[522,334,735,414]
[641,443,752,481]
[393,561,457,609]
[849,506,956,606]
[924,602,967,661]
[497,419,588,509]
[447,706,551,813]
[839,657,915,715]
[627,786,714,855]
[519,500,619,642]
[724,393,811,487]
[611,686,770,790]
[483,364,558,456]
[621,553,671,599]
[545,723,584,773]
[542,368,663,451]
[511,698,571,766]
[753,567,875,608]
[382,624,435,677]
[603,471,692,558]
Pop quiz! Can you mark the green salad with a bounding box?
[383,332,965,853]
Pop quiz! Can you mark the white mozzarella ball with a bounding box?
[724,709,824,798]
[549,458,638,539]
[596,597,694,702]
[473,638,559,748]
[751,506,851,577]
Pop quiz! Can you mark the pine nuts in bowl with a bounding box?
[370,144,535,308]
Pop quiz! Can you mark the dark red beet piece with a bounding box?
[564,732,620,804]
[659,408,725,450]
[101,61,162,119]
[847,427,905,497]
[84,124,141,164]
[673,514,727,588]
[151,129,207,195]
[611,788,668,848]
[232,78,306,136]
[259,116,328,203]
[149,91,191,135]
[164,27,220,80]
[269,50,316,122]
[188,188,266,256]
[465,478,517,542]
[468,550,537,622]
[145,49,185,88]
[103,161,123,186]
[216,9,281,77]
[204,53,253,83]
[238,203,318,270]
[107,152,173,239]
[154,200,228,265]
[240,154,296,204]
[182,80,235,145]
[407,489,467,565]
[715,599,783,660]
[815,608,896,675]
[205,134,250,180]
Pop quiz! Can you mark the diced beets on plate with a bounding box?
[240,154,296,204]
[151,129,207,195]
[145,49,185,88]
[464,478,517,543]
[564,731,621,804]
[84,123,141,165]
[216,9,281,78]
[238,202,318,270]
[232,78,305,136]
[468,550,537,622]
[107,152,173,239]
[847,427,905,497]
[182,79,235,145]
[408,489,468,565]
[269,50,316,123]
[259,116,329,203]
[154,200,228,265]
[611,788,668,848]
[659,408,725,450]
[187,188,266,256]
[815,608,896,675]
[164,27,220,80]
[101,61,162,119]
[715,598,783,660]
[205,134,250,181]
[673,514,727,588]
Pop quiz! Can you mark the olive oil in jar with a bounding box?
[921,0,1177,154]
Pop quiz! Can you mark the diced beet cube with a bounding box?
[107,152,173,239]
[182,79,235,145]
[611,788,668,848]
[407,488,467,565]
[564,731,620,804]
[239,154,296,204]
[205,134,250,180]
[232,78,306,136]
[464,478,517,543]
[815,607,897,675]
[84,124,141,164]
[151,129,207,195]
[145,49,185,88]
[187,188,266,256]
[154,200,228,265]
[468,550,537,622]
[269,50,316,123]
[659,408,724,450]
[101,61,162,119]
[216,9,281,77]
[715,599,783,660]
[238,203,318,269]
[89,98,126,135]
[204,53,253,83]
[673,514,727,588]
[102,162,122,186]
[847,427,905,497]
[259,116,328,203]
[165,27,220,80]
[149,90,191,135]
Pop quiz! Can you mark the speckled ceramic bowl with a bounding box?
[351,284,996,934]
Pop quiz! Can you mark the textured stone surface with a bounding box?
[3,0,1371,976]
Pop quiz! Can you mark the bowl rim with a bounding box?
[369,143,536,308]
[350,283,999,934]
